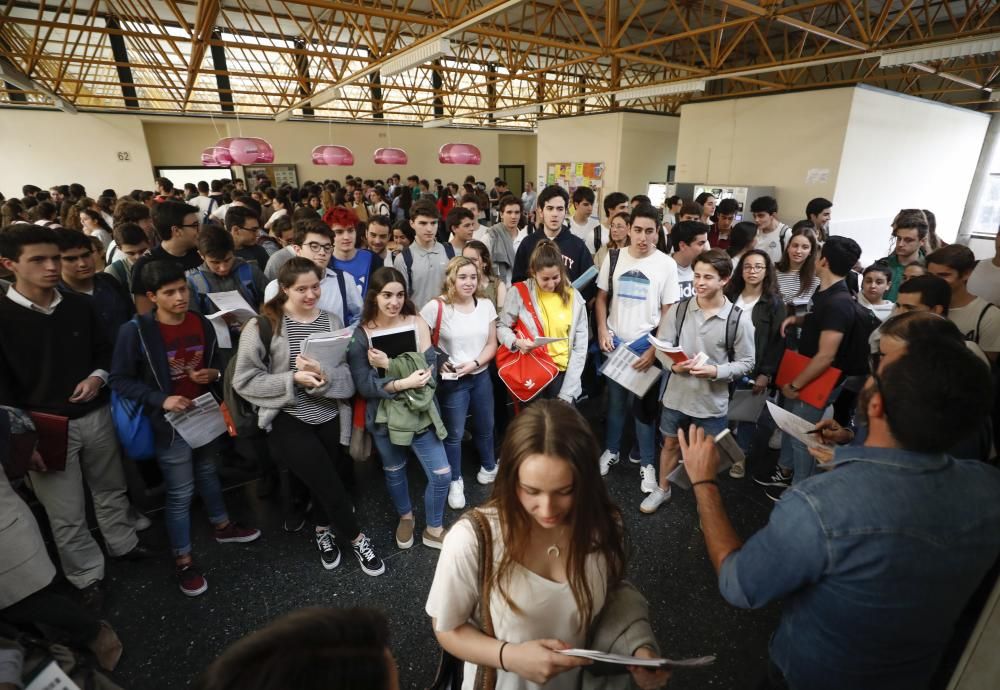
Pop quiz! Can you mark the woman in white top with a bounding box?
[263,195,289,231]
[694,192,716,226]
[420,257,499,511]
[593,211,630,272]
[775,223,820,307]
[79,208,113,250]
[426,401,669,690]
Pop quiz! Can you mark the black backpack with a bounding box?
[221,316,273,438]
[840,300,883,376]
[673,297,743,364]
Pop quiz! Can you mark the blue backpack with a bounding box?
[110,390,155,460]
[187,263,259,313]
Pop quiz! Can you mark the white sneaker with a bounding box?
[599,450,619,476]
[768,429,783,450]
[729,459,746,479]
[640,466,658,494]
[640,486,672,514]
[477,463,499,485]
[448,479,466,510]
[130,508,152,532]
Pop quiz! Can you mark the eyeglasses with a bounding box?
[743,265,767,273]
[303,242,333,254]
[237,225,260,233]
[179,222,200,229]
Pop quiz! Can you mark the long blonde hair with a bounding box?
[528,239,572,304]
[440,256,484,305]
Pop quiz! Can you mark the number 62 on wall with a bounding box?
[117,151,130,161]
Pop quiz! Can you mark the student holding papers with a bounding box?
[594,204,679,492]
[111,262,261,598]
[426,402,670,690]
[232,258,385,577]
[419,256,499,511]
[497,240,588,404]
[644,249,754,514]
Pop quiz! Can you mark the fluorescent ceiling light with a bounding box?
[879,34,1000,68]
[383,38,452,77]
[422,117,453,128]
[613,79,706,100]
[492,104,541,118]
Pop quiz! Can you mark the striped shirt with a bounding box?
[777,270,820,305]
[282,312,339,425]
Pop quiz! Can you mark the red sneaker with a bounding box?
[214,522,261,544]
[176,563,208,597]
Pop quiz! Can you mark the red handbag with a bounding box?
[496,282,559,402]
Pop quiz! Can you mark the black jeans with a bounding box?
[1,586,100,648]
[268,412,361,543]
[755,659,789,690]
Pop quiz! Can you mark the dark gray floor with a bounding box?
[92,401,782,689]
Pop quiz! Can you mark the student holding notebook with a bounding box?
[348,266,450,551]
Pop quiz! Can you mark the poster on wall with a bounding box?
[243,163,298,188]
[546,162,605,220]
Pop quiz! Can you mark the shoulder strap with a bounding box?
[443,242,456,259]
[673,297,691,345]
[333,269,349,324]
[593,225,601,254]
[108,260,128,288]
[402,247,414,293]
[779,224,790,250]
[463,509,496,653]
[235,262,257,305]
[725,304,743,362]
[186,269,213,312]
[515,281,546,336]
[431,298,444,347]
[975,302,995,344]
[606,248,621,305]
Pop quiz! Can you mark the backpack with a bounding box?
[672,297,743,364]
[839,299,883,376]
[778,223,791,251]
[969,302,998,346]
[106,259,129,290]
[203,196,219,224]
[329,267,351,325]
[110,390,155,460]
[401,244,455,295]
[187,263,259,314]
[605,248,622,305]
[593,225,602,255]
[221,316,273,438]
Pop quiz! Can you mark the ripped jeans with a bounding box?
[371,428,450,528]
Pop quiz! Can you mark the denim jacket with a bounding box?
[719,445,1000,690]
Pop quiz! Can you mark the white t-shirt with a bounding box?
[569,217,603,254]
[190,195,215,221]
[734,293,759,341]
[676,262,694,301]
[420,298,497,375]
[425,508,608,690]
[756,224,788,265]
[948,297,1000,354]
[968,259,1000,308]
[597,249,680,343]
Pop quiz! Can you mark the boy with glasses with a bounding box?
[225,206,269,270]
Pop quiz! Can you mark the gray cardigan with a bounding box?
[0,466,57,609]
[582,581,661,690]
[231,314,355,443]
[496,280,588,402]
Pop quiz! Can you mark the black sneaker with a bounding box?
[754,468,792,488]
[352,534,385,577]
[315,530,341,570]
[765,485,787,503]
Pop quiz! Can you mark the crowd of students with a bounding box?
[1,174,999,690]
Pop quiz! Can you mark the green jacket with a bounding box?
[375,352,447,445]
[883,251,925,302]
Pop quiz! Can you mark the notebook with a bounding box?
[368,323,418,360]
[27,411,69,472]
[775,350,842,409]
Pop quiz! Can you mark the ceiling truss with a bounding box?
[0,0,997,123]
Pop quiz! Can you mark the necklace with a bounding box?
[546,529,565,559]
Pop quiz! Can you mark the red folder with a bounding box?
[775,350,842,409]
[27,412,69,472]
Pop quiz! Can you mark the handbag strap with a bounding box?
[515,281,546,338]
[432,298,444,347]
[466,509,498,690]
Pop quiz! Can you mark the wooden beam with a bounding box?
[182,0,219,108]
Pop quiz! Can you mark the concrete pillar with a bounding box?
[957,112,1000,246]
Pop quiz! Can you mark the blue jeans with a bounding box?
[372,428,449,528]
[604,378,657,467]
[777,387,841,484]
[156,435,229,557]
[439,370,497,479]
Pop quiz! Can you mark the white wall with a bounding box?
[617,113,680,197]
[675,88,852,225]
[833,86,990,262]
[0,109,155,198]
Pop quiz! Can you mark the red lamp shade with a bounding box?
[312,145,355,166]
[438,143,481,165]
[373,147,408,165]
[201,147,233,167]
[215,137,275,165]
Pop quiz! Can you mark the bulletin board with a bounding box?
[243,163,299,188]
[546,162,605,216]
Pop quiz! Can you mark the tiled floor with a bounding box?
[56,401,783,689]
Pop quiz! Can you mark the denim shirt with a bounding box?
[719,445,1000,690]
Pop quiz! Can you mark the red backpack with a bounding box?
[495,282,559,402]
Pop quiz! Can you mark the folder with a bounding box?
[27,412,69,472]
[775,350,842,409]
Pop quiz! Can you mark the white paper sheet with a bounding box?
[766,401,834,451]
[206,290,257,317]
[25,660,81,690]
[668,427,740,489]
[728,388,768,423]
[599,346,661,396]
[302,329,352,371]
[532,336,568,346]
[164,393,228,448]
[559,649,715,669]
